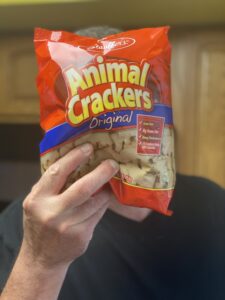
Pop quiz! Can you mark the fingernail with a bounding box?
[80,143,93,155]
[108,159,119,170]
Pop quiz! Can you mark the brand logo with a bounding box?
[87,38,136,52]
[64,56,152,126]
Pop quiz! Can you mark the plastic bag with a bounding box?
[34,27,175,215]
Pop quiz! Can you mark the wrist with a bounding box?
[19,240,70,275]
[1,241,70,300]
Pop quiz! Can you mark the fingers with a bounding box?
[35,143,93,196]
[66,200,109,240]
[58,189,110,226]
[61,159,119,208]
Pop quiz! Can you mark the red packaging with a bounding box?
[34,27,175,216]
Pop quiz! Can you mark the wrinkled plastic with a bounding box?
[34,27,175,216]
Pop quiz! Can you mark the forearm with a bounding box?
[1,244,68,300]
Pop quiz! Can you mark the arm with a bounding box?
[0,143,119,300]
[0,245,68,300]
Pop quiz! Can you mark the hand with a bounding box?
[21,143,119,269]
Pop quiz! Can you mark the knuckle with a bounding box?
[41,214,56,230]
[23,195,36,215]
[43,220,69,239]
[57,223,68,236]
[22,199,30,214]
[47,163,61,177]
[77,143,93,157]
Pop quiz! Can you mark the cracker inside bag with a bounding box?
[34,27,176,215]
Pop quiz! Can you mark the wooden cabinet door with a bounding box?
[171,29,225,188]
[0,35,39,123]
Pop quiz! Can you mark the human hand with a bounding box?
[21,143,119,269]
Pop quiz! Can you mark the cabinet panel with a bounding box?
[0,36,39,123]
[197,47,225,186]
[171,30,225,187]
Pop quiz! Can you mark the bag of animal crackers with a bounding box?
[34,27,176,216]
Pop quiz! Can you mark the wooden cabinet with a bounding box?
[171,29,225,188]
[0,29,224,187]
[0,35,39,123]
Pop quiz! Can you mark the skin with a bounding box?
[0,143,151,299]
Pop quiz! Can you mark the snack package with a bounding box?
[34,27,176,216]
